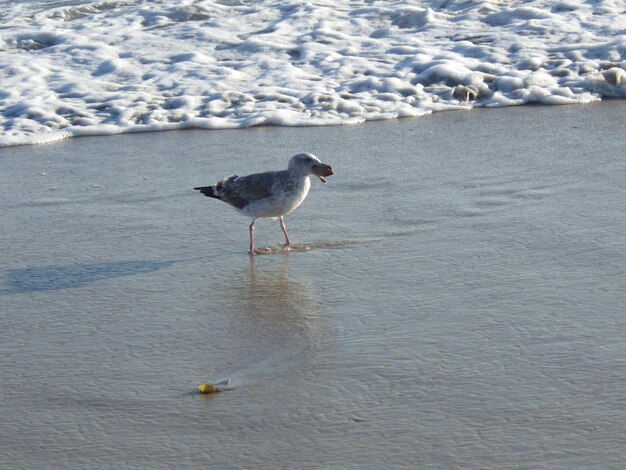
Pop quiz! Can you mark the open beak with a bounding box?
[312,163,334,183]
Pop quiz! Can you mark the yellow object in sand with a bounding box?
[198,383,221,394]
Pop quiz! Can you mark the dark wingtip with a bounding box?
[194,186,220,199]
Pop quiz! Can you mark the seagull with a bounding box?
[194,153,334,254]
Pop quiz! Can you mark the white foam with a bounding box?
[0,0,625,147]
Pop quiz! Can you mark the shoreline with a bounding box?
[0,98,620,150]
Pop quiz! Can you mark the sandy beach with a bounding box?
[1,102,625,469]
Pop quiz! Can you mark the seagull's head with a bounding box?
[289,153,334,183]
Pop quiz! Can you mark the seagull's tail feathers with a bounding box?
[194,175,238,201]
[194,185,221,200]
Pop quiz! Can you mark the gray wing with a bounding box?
[219,170,285,209]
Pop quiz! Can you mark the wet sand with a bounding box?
[1,102,626,469]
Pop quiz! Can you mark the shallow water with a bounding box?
[1,103,626,468]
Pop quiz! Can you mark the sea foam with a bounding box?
[0,0,625,147]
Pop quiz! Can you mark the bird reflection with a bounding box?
[240,254,319,344]
[215,253,322,381]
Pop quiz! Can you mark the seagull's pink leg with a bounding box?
[248,220,256,254]
[279,216,292,247]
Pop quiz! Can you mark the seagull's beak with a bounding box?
[312,163,334,183]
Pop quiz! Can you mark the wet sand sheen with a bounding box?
[1,102,626,469]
